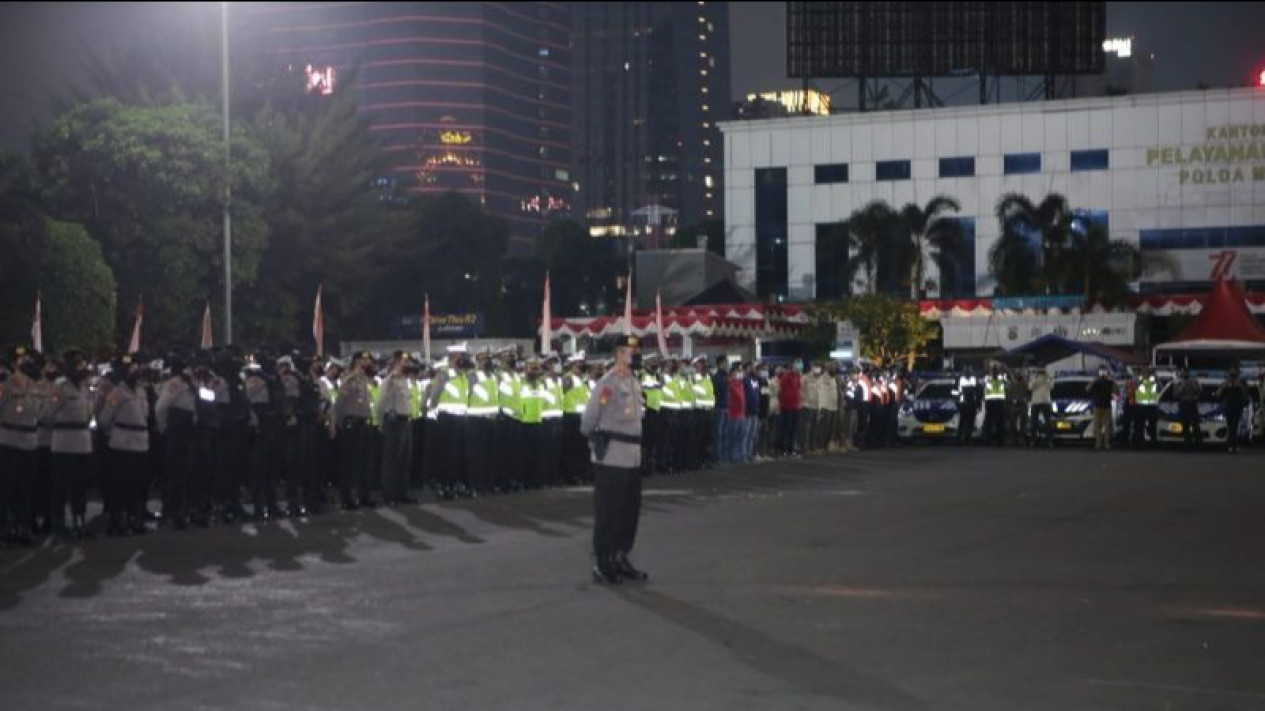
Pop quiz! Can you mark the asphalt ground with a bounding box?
[2,445,1263,711]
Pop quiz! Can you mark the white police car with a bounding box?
[1156,376,1253,446]
[1049,374,1115,442]
[897,378,983,441]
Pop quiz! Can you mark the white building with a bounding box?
[722,87,1265,302]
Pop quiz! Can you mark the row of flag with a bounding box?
[25,271,669,360]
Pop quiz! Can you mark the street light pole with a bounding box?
[222,1,233,345]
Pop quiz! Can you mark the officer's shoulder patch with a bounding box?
[599,386,613,405]
[108,392,123,407]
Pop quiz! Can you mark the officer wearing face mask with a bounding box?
[96,354,150,536]
[45,349,95,538]
[0,346,44,545]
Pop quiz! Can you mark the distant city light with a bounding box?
[305,64,336,95]
[1102,37,1132,58]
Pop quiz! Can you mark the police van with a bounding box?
[896,376,983,442]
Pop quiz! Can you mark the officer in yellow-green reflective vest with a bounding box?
[561,352,592,484]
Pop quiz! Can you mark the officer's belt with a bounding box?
[53,422,91,430]
[114,422,148,432]
[1,422,38,433]
[599,430,641,445]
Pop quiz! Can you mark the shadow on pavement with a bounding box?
[613,585,928,710]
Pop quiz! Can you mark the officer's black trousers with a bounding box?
[107,449,148,522]
[958,405,978,442]
[192,427,217,516]
[410,418,427,487]
[492,417,521,489]
[338,419,370,504]
[33,446,53,527]
[1132,406,1157,446]
[592,463,642,557]
[251,423,282,511]
[284,421,318,507]
[163,424,196,520]
[215,427,249,510]
[539,419,562,486]
[464,416,494,493]
[0,445,35,533]
[51,452,92,523]
[984,401,1007,445]
[380,416,414,501]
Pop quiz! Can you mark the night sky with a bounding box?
[2,2,1264,150]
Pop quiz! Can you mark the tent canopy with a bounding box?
[1154,279,1265,354]
[1004,334,1145,367]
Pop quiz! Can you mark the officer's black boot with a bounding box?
[592,555,623,585]
[613,552,649,582]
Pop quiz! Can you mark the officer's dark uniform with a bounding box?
[246,362,284,519]
[155,358,197,529]
[335,353,374,508]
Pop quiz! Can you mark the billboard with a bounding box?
[787,2,1106,78]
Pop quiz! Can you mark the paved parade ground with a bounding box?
[2,447,1264,711]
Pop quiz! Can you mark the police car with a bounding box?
[896,377,983,441]
[1156,375,1254,446]
[1049,373,1116,442]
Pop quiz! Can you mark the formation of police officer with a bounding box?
[1,340,1251,550]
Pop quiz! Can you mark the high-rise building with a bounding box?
[244,2,572,249]
[571,2,730,244]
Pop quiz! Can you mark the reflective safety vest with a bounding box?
[956,376,977,404]
[409,379,426,420]
[1135,377,1159,406]
[692,372,716,409]
[563,374,590,415]
[642,373,663,411]
[660,374,682,410]
[321,376,339,406]
[676,374,697,410]
[520,379,546,424]
[436,369,470,416]
[467,372,499,417]
[541,376,564,419]
[984,376,1006,401]
[368,381,381,426]
[498,372,522,420]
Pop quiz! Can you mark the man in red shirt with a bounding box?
[777,360,803,456]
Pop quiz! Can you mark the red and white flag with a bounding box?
[128,296,144,354]
[312,284,325,357]
[423,293,432,363]
[540,272,552,355]
[656,289,668,357]
[200,302,213,349]
[623,270,633,336]
[31,292,42,353]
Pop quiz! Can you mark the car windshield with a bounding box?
[917,383,956,399]
[1159,383,1223,403]
[1052,381,1092,400]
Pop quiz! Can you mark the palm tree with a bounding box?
[843,200,905,295]
[899,196,965,299]
[1057,218,1176,307]
[990,193,1073,295]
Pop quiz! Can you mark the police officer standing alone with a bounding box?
[581,336,648,585]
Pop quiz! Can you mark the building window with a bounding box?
[755,168,789,301]
[1004,153,1042,175]
[940,218,976,298]
[815,222,850,300]
[938,156,975,178]
[875,160,911,181]
[1070,149,1109,171]
[814,163,849,184]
